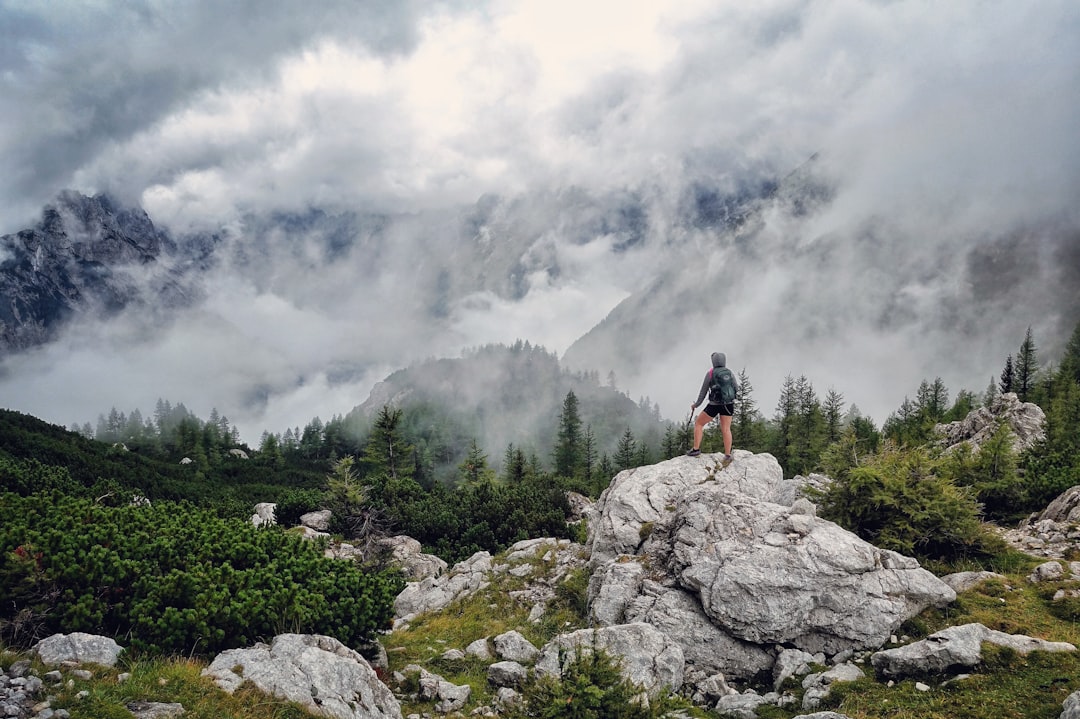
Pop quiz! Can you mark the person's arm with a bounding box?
[692,370,712,409]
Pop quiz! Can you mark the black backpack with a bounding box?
[708,367,737,404]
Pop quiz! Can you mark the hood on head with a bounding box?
[711,352,726,368]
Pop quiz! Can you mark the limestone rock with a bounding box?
[487,661,527,688]
[251,502,276,527]
[1062,689,1080,719]
[940,571,1006,594]
[587,453,955,662]
[126,702,186,718]
[203,634,401,719]
[933,392,1045,454]
[801,663,864,710]
[493,630,538,663]
[393,551,493,624]
[1039,485,1080,524]
[379,536,448,581]
[33,633,123,667]
[871,623,1076,679]
[301,509,333,531]
[535,623,684,696]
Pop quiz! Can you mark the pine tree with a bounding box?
[732,368,760,450]
[581,425,597,488]
[983,376,998,407]
[771,375,798,474]
[553,391,583,478]
[362,405,413,482]
[1015,327,1038,401]
[1060,320,1080,385]
[999,354,1015,395]
[614,427,637,471]
[503,443,526,484]
[823,388,844,445]
[459,439,490,484]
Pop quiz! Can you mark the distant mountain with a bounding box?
[0,191,212,354]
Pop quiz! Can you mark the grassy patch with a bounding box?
[2,653,321,719]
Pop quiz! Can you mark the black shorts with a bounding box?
[703,402,734,418]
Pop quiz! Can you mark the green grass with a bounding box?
[0,652,321,719]
[756,558,1080,719]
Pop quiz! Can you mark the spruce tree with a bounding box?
[999,354,1015,394]
[614,427,637,471]
[553,391,583,478]
[1015,326,1038,401]
[823,388,845,445]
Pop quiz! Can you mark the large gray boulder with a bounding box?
[1039,485,1080,524]
[535,623,684,696]
[33,632,124,667]
[871,623,1076,679]
[202,634,401,719]
[587,452,956,670]
[393,551,493,625]
[379,535,448,581]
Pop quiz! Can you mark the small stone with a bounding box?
[915,682,931,692]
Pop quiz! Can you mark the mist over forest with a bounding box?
[0,1,1078,446]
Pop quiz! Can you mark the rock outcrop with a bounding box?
[586,451,956,677]
[870,623,1076,679]
[203,633,401,719]
[933,392,1045,454]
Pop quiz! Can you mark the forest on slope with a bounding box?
[1,321,1079,658]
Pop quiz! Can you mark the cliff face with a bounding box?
[0,191,201,354]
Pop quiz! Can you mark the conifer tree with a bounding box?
[1060,320,1080,385]
[614,427,637,471]
[823,388,844,445]
[999,354,1015,394]
[1015,326,1038,401]
[362,405,413,482]
[503,443,526,484]
[581,425,597,488]
[553,391,583,478]
[771,375,798,474]
[732,368,761,450]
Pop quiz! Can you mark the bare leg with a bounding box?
[693,411,711,450]
[719,414,733,456]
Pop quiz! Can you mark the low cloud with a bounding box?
[1,0,1078,443]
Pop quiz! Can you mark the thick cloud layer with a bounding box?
[1,0,1078,443]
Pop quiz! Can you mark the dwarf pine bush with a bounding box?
[815,444,991,561]
[0,492,403,655]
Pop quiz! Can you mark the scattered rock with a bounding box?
[870,623,1076,679]
[33,633,124,667]
[492,631,539,663]
[203,634,401,719]
[535,623,684,696]
[940,570,1007,594]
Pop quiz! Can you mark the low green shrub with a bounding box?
[815,444,992,562]
[503,649,674,719]
[0,492,403,656]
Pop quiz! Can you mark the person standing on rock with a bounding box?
[686,351,737,465]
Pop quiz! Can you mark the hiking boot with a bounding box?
[721,454,733,467]
[686,448,701,457]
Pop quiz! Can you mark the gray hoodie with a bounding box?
[693,352,739,408]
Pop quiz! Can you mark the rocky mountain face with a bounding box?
[0,191,208,355]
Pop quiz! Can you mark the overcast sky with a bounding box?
[1,0,1078,444]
